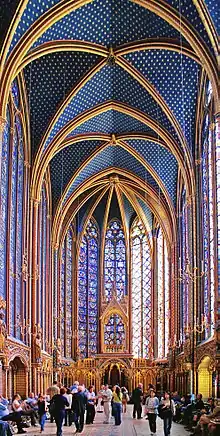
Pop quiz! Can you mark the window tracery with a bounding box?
[37,185,49,350]
[104,219,126,301]
[179,189,189,341]
[202,81,215,337]
[0,109,10,302]
[60,226,73,358]
[131,218,152,358]
[78,219,98,358]
[157,227,169,358]
[104,314,125,347]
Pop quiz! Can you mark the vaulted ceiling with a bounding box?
[1,0,219,237]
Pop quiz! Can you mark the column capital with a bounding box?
[0,116,7,132]
[24,160,31,168]
[31,197,40,208]
[52,242,59,251]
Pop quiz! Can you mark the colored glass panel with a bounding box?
[15,116,24,340]
[0,110,10,301]
[104,314,125,346]
[78,219,98,358]
[216,119,220,299]
[131,219,152,358]
[157,227,170,358]
[157,228,164,358]
[9,122,18,336]
[104,219,126,301]
[180,189,189,341]
[37,185,48,350]
[201,82,215,338]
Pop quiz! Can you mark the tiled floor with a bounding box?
[25,406,189,436]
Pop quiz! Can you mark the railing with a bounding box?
[104,344,124,353]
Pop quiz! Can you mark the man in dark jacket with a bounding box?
[132,383,143,419]
[72,386,88,433]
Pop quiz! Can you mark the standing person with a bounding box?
[112,386,122,426]
[96,385,105,413]
[47,380,60,423]
[70,381,79,394]
[102,384,112,424]
[72,386,87,433]
[145,389,159,435]
[132,383,143,419]
[38,394,47,433]
[64,388,72,426]
[51,387,69,436]
[160,391,176,436]
[86,386,96,424]
[121,387,129,413]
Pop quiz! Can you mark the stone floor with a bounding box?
[25,406,189,436]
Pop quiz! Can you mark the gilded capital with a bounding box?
[0,116,7,132]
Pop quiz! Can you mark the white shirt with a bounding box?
[64,393,72,409]
[102,389,112,402]
[12,399,22,412]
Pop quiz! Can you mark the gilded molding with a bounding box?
[32,101,193,202]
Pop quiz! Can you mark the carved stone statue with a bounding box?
[34,323,42,362]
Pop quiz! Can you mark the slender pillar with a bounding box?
[30,198,39,393]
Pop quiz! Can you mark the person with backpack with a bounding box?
[121,387,129,413]
[159,391,176,436]
[145,389,159,435]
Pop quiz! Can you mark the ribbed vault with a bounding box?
[0,0,219,237]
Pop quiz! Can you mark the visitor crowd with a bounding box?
[0,382,219,436]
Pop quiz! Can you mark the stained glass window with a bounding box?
[0,110,10,301]
[216,118,220,300]
[179,189,189,341]
[202,81,215,337]
[60,227,73,358]
[104,314,125,346]
[157,227,170,358]
[104,219,126,301]
[131,218,152,358]
[78,219,98,358]
[37,185,48,350]
[8,116,25,339]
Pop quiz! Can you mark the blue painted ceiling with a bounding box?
[24,51,100,158]
[2,0,218,222]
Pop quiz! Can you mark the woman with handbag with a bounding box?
[145,390,159,435]
[160,391,176,436]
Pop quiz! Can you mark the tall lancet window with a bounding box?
[131,218,152,358]
[9,115,25,338]
[37,184,50,351]
[157,227,170,358]
[202,81,215,337]
[216,118,220,300]
[78,219,98,358]
[179,189,189,341]
[0,109,10,301]
[60,226,73,358]
[104,219,126,301]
